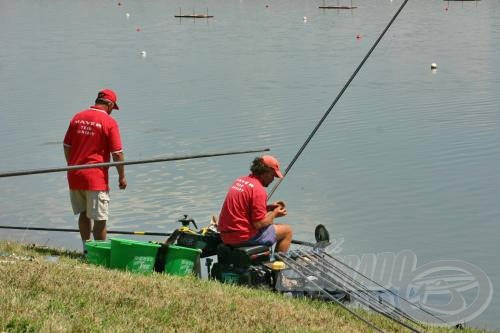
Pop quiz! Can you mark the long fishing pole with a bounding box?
[0,225,324,248]
[297,252,423,333]
[281,251,424,333]
[290,239,316,247]
[0,225,172,237]
[277,253,386,333]
[0,148,270,178]
[320,251,448,324]
[268,0,411,198]
[303,252,425,329]
[301,253,420,330]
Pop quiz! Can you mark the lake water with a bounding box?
[0,0,498,329]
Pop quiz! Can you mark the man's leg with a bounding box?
[78,212,92,242]
[88,191,109,241]
[93,220,107,240]
[274,224,293,253]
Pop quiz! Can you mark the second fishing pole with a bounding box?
[269,0,411,199]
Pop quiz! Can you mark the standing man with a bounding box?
[218,155,293,253]
[63,89,127,251]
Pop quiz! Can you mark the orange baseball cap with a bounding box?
[262,155,284,178]
[97,89,119,110]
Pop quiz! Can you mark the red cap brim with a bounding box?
[275,169,284,179]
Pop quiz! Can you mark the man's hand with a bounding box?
[275,200,286,209]
[267,200,287,217]
[119,176,127,189]
[112,152,126,189]
[254,200,287,229]
[272,204,287,218]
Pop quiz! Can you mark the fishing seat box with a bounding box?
[176,232,221,258]
[212,243,273,287]
[216,243,271,269]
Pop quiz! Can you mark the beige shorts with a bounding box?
[70,190,110,221]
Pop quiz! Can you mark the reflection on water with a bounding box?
[0,0,498,328]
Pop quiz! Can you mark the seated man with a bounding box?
[218,155,293,253]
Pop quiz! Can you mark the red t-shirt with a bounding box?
[63,107,123,191]
[218,175,268,244]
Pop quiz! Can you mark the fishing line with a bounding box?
[268,0,411,198]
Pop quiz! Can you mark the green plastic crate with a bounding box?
[110,238,160,274]
[85,240,112,267]
[164,245,201,276]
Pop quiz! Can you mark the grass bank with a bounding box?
[0,241,490,332]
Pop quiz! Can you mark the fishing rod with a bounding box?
[277,253,386,333]
[291,224,330,247]
[320,251,448,325]
[0,148,270,178]
[268,0,411,199]
[0,224,324,248]
[0,225,172,237]
[294,252,423,333]
[290,239,316,247]
[303,251,426,330]
[280,251,425,333]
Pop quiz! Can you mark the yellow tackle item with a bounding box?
[271,261,286,270]
[178,226,198,235]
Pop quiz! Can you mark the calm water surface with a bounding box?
[0,0,498,328]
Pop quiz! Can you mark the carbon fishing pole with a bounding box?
[298,253,420,330]
[280,251,424,333]
[0,225,172,237]
[0,148,270,178]
[268,0,411,199]
[302,251,426,330]
[320,251,448,324]
[0,225,324,248]
[277,253,386,333]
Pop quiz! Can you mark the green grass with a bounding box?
[0,241,493,332]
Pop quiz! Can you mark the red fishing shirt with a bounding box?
[63,107,123,191]
[218,175,268,244]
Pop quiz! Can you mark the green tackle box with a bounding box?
[85,240,112,268]
[110,238,161,274]
[164,245,202,276]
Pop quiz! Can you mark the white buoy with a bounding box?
[126,13,130,18]
[431,62,437,70]
[141,50,147,57]
[303,16,307,21]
